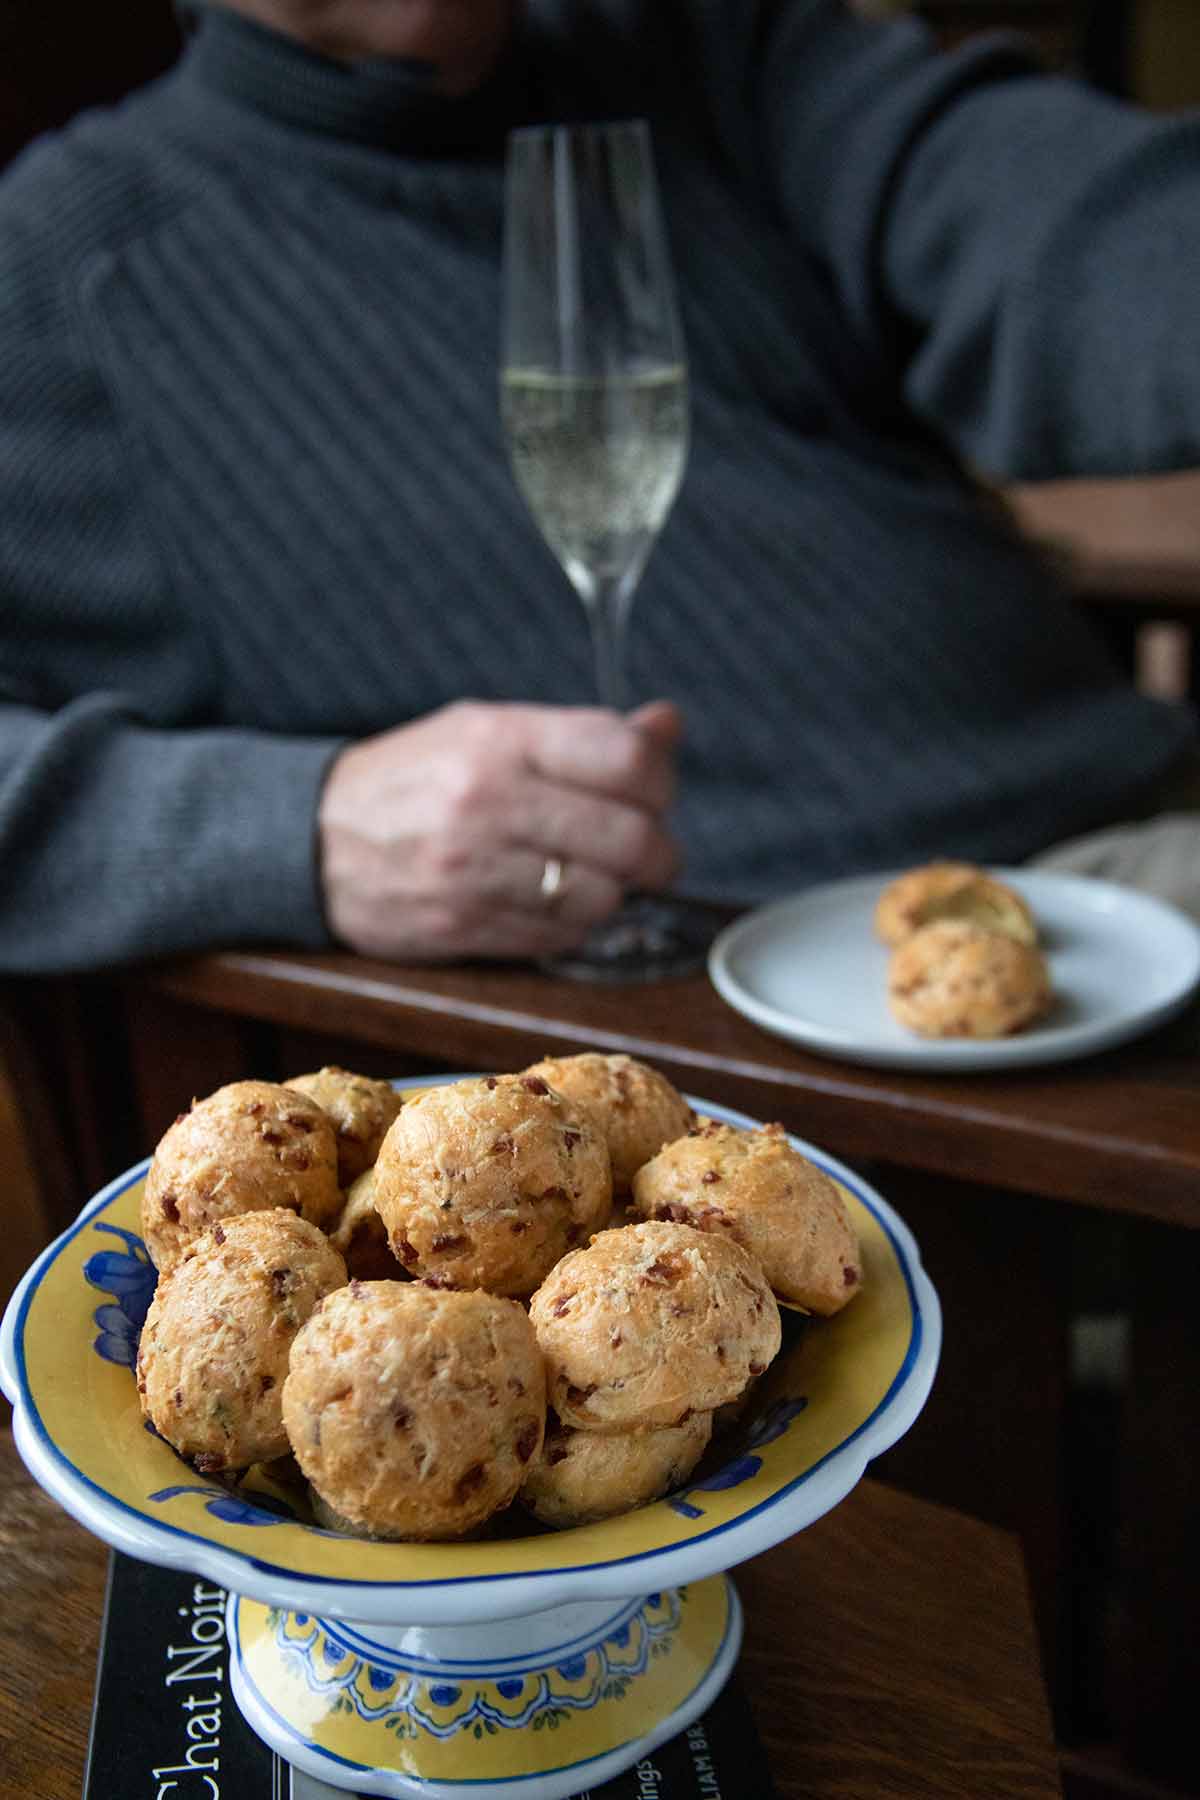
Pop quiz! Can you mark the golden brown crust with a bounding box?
[282,1283,546,1541]
[631,1121,862,1315]
[521,1053,694,1192]
[528,1220,780,1433]
[887,919,1053,1038]
[136,1209,347,1471]
[520,1410,711,1527]
[329,1169,406,1282]
[284,1067,404,1187]
[141,1080,342,1272]
[875,862,1036,948]
[947,875,1037,944]
[372,1075,612,1297]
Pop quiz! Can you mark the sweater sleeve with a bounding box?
[0,159,343,974]
[0,698,341,974]
[748,0,1200,480]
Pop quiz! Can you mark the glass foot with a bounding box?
[542,892,721,984]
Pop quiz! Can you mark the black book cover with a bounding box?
[84,1551,775,1799]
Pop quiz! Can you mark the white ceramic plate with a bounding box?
[708,868,1200,1073]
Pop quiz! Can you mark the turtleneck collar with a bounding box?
[183,5,535,155]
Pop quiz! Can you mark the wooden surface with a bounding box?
[58,952,1197,1797]
[0,1428,1061,1800]
[15,455,1200,1796]
[129,948,1200,1230]
[0,1426,112,1800]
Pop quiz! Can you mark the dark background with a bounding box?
[0,2,1188,175]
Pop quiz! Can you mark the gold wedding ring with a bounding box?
[539,855,567,908]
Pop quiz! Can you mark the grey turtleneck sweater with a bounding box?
[1,0,1197,973]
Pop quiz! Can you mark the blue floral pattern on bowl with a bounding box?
[151,1483,299,1528]
[83,1224,156,1367]
[82,1217,811,1534]
[668,1397,809,1519]
[267,1590,685,1737]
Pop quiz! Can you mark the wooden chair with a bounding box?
[0,976,146,1315]
[1009,470,1200,700]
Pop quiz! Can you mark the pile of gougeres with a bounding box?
[876,859,1053,1038]
[136,1054,862,1543]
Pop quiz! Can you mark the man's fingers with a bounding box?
[437,843,626,925]
[628,699,684,747]
[521,703,679,811]
[509,776,680,890]
[318,700,685,965]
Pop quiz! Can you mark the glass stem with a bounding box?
[587,576,632,713]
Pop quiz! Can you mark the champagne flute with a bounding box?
[500,117,714,980]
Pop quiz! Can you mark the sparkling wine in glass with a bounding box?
[501,118,715,980]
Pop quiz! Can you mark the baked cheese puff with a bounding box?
[529,1220,780,1434]
[520,1053,694,1192]
[887,919,1053,1038]
[283,1066,403,1187]
[142,1080,341,1273]
[520,1409,712,1528]
[875,861,1036,948]
[282,1282,546,1541]
[631,1120,862,1315]
[136,1209,347,1473]
[329,1168,406,1282]
[372,1074,611,1297]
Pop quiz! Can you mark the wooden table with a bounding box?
[9,948,1200,1797]
[0,1427,1062,1800]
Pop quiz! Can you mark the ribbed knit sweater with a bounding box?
[2,0,1198,973]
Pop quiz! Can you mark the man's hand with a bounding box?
[317,698,683,960]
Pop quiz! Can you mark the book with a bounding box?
[84,1551,775,1799]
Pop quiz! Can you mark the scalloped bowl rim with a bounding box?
[1,1087,941,1624]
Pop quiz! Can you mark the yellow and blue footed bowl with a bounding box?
[0,1084,940,1798]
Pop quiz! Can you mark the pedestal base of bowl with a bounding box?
[227,1575,741,1799]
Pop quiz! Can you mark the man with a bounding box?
[2,0,1198,973]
